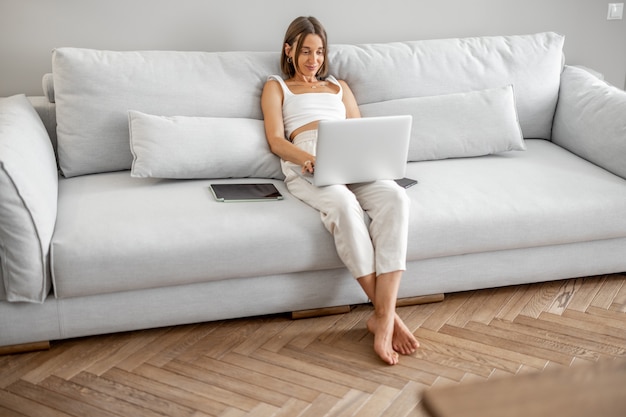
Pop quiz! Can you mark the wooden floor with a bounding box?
[1,273,625,417]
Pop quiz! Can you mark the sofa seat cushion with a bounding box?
[406,139,626,260]
[51,140,626,299]
[51,176,343,299]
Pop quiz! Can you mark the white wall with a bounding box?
[1,0,625,96]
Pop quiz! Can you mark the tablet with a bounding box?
[209,183,283,202]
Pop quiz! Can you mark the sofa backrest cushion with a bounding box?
[52,32,563,177]
[0,94,57,303]
[53,48,281,177]
[330,32,564,141]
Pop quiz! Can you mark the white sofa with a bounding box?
[2,32,626,349]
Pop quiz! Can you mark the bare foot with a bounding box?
[367,313,419,357]
[392,315,420,355]
[367,313,399,365]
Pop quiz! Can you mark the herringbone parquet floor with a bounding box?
[1,273,625,417]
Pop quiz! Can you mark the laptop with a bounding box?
[294,115,412,187]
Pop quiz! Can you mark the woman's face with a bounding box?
[290,34,325,78]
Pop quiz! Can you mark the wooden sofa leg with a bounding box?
[397,293,445,307]
[291,305,352,320]
[291,293,444,319]
[0,341,51,356]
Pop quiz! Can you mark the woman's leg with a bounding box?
[352,180,418,363]
[349,180,410,274]
[358,272,419,363]
[286,174,417,364]
[285,175,377,279]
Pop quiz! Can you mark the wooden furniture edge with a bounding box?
[421,358,626,417]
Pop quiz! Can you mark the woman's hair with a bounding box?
[281,16,329,79]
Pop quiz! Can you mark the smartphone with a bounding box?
[395,177,418,189]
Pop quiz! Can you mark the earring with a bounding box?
[287,57,292,64]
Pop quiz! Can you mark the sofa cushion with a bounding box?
[404,139,626,260]
[50,141,626,299]
[128,111,283,179]
[360,85,525,161]
[552,66,626,180]
[0,94,58,303]
[330,32,564,140]
[50,175,343,298]
[52,48,281,177]
[52,33,562,177]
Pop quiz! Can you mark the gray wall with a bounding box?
[1,0,625,97]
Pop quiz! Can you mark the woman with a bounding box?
[261,16,418,365]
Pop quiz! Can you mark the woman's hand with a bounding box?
[302,158,315,174]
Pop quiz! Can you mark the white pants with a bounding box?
[283,130,410,279]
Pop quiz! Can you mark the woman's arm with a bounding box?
[261,80,316,172]
[339,80,361,119]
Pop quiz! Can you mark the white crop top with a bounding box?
[268,75,346,139]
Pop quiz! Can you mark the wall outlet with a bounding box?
[607,3,624,20]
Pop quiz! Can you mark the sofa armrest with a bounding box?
[552,65,626,179]
[0,95,58,303]
[28,96,57,153]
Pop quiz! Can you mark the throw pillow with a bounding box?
[0,94,58,303]
[359,85,525,161]
[128,111,283,179]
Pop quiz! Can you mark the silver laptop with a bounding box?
[295,115,412,187]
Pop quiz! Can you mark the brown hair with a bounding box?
[281,16,329,79]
